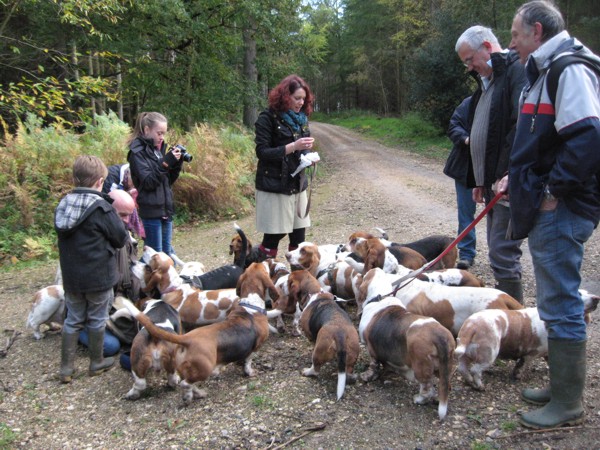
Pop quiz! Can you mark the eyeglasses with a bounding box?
[462,45,483,67]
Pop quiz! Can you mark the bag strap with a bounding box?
[546,53,600,105]
[297,163,317,219]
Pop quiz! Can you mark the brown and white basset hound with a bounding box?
[285,242,362,300]
[133,247,240,330]
[455,289,600,390]
[26,285,65,340]
[354,268,523,337]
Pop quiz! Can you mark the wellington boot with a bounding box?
[59,332,79,383]
[495,279,524,304]
[520,339,586,429]
[521,386,550,405]
[88,329,115,376]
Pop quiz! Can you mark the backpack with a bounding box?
[546,52,600,105]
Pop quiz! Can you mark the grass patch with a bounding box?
[0,423,17,448]
[250,394,274,409]
[312,110,450,161]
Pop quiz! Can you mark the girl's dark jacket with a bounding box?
[54,189,128,293]
[127,136,182,219]
[464,50,527,189]
[444,96,472,185]
[254,109,310,195]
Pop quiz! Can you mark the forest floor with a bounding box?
[1,122,600,449]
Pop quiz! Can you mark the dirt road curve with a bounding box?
[1,122,599,449]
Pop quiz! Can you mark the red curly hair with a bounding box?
[267,74,314,116]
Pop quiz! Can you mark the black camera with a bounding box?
[173,144,193,163]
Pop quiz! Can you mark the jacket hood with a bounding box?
[54,189,109,234]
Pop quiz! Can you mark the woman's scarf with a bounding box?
[280,110,307,133]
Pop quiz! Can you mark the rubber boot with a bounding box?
[521,386,550,405]
[520,339,586,429]
[59,332,80,383]
[495,279,524,304]
[88,329,115,376]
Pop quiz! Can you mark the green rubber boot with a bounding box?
[59,332,80,383]
[88,329,115,376]
[521,386,550,405]
[520,339,586,429]
[495,279,524,304]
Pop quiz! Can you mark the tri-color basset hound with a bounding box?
[123,293,271,405]
[286,269,359,400]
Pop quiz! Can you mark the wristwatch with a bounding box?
[543,185,556,201]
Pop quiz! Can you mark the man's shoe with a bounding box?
[456,259,473,270]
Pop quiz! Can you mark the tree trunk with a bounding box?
[117,63,123,121]
[88,54,96,125]
[242,19,258,128]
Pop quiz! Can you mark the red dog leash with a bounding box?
[391,190,505,293]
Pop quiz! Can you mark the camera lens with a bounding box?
[182,152,193,162]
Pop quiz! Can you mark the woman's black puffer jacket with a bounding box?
[127,136,182,219]
[254,109,310,195]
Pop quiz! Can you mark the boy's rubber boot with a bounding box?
[88,329,115,376]
[59,332,80,383]
[520,339,586,429]
[495,279,524,304]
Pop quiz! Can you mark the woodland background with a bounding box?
[0,0,599,265]
[2,0,599,131]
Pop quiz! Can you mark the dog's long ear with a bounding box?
[143,270,162,293]
[265,276,280,303]
[236,272,246,297]
[287,274,301,304]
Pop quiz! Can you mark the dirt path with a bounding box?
[1,122,599,449]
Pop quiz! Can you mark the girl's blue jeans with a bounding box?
[142,217,173,254]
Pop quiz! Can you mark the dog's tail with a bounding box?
[122,299,188,346]
[373,227,389,240]
[234,223,249,269]
[434,334,453,421]
[335,330,349,401]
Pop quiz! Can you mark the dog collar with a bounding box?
[316,263,336,280]
[239,302,267,315]
[363,294,383,307]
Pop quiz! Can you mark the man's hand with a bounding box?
[472,187,485,204]
[496,175,509,194]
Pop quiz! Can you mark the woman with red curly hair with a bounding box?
[254,74,316,260]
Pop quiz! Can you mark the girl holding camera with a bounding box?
[127,111,182,255]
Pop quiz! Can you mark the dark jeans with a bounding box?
[455,180,476,262]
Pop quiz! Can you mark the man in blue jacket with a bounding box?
[498,0,600,429]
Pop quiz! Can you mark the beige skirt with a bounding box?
[255,190,311,234]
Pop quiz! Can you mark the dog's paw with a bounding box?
[346,373,358,384]
[192,387,207,399]
[292,327,302,337]
[413,393,431,405]
[32,330,44,340]
[124,390,141,401]
[360,369,378,383]
[301,367,318,377]
[167,373,180,388]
